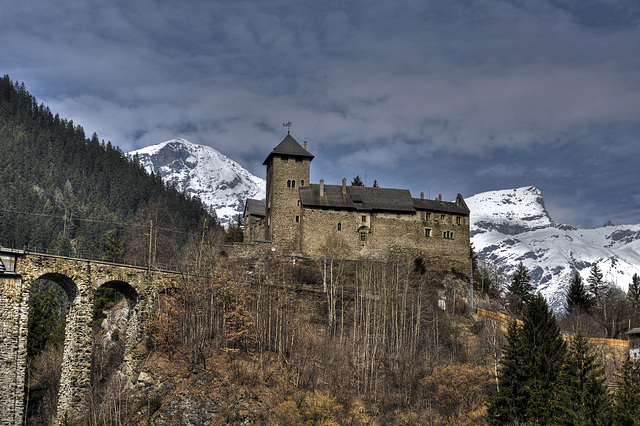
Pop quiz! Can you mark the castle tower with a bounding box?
[263,134,313,251]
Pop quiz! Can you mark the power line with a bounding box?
[0,208,201,237]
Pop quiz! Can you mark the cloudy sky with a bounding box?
[3,0,639,228]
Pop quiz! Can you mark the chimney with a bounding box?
[421,192,424,199]
[439,194,442,201]
[319,178,325,197]
[342,178,347,196]
[304,141,307,150]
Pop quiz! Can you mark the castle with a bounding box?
[243,134,471,273]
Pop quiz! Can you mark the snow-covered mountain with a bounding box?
[128,138,265,225]
[468,186,640,311]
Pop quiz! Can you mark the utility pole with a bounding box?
[323,250,327,293]
[148,219,153,273]
[470,250,475,312]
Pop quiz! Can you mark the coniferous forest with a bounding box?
[0,75,213,264]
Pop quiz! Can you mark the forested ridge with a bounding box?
[0,75,212,262]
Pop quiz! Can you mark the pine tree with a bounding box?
[487,294,566,424]
[566,272,592,314]
[506,262,533,316]
[627,273,640,310]
[588,265,606,305]
[520,294,566,422]
[486,321,526,425]
[613,357,640,425]
[372,179,379,187]
[350,175,364,186]
[553,332,611,425]
[102,229,124,262]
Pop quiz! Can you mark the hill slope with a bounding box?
[0,76,211,258]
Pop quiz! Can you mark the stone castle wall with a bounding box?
[243,214,265,243]
[300,208,470,272]
[266,156,310,251]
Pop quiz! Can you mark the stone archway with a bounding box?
[33,272,78,305]
[94,280,140,354]
[24,273,78,425]
[89,280,140,415]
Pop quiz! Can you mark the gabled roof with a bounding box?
[298,183,471,216]
[413,194,470,215]
[244,198,265,217]
[299,184,416,213]
[624,327,640,337]
[263,134,314,165]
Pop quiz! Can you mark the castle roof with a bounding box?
[244,198,266,217]
[263,134,314,165]
[299,183,470,215]
[300,184,415,213]
[413,195,470,215]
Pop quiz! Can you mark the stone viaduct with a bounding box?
[0,248,184,425]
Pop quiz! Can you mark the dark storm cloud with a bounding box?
[2,0,639,228]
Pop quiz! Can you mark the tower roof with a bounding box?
[263,134,314,165]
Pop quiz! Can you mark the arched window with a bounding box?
[292,180,296,188]
[337,223,342,231]
[301,179,305,186]
[287,180,291,188]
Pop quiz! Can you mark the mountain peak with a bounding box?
[467,186,554,235]
[128,139,265,225]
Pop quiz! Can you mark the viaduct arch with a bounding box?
[0,249,183,425]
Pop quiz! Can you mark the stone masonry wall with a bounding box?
[243,215,265,244]
[301,208,470,273]
[267,156,310,252]
[0,276,29,426]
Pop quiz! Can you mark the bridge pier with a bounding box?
[56,278,93,421]
[0,275,29,426]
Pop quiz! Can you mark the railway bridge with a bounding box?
[0,248,184,425]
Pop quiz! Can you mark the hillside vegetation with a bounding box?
[0,75,212,263]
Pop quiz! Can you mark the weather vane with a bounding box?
[283,121,292,134]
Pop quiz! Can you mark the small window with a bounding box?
[441,214,446,221]
[425,228,431,237]
[287,180,291,188]
[361,215,367,223]
[301,179,305,186]
[360,231,367,241]
[456,216,462,225]
[426,212,431,220]
[337,223,342,231]
[297,200,300,206]
[295,215,299,223]
[292,180,296,188]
